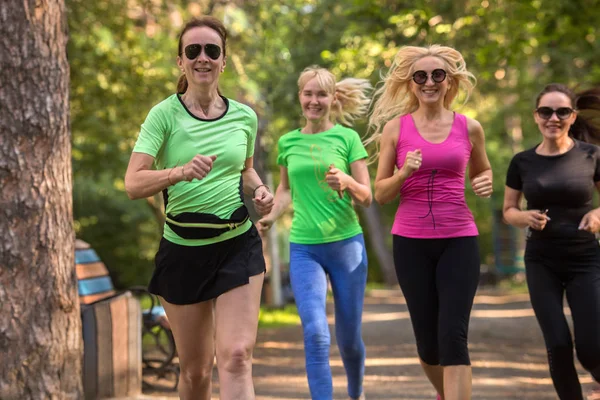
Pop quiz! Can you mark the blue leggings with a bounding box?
[290,234,368,400]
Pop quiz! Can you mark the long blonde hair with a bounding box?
[366,45,476,146]
[298,66,372,126]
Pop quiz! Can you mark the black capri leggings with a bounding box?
[393,235,480,366]
[525,239,600,400]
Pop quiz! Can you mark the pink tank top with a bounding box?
[391,113,478,238]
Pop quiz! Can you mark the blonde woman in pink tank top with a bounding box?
[366,45,493,400]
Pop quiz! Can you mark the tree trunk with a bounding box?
[358,203,397,286]
[0,1,82,399]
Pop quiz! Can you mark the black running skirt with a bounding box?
[148,225,265,305]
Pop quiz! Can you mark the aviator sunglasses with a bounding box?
[412,69,447,85]
[535,106,575,120]
[183,43,222,60]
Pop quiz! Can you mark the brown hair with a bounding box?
[536,83,600,144]
[176,17,227,94]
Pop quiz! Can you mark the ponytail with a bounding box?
[177,74,188,94]
[573,87,600,144]
[297,66,371,127]
[332,78,372,126]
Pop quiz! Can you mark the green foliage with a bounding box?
[68,0,600,286]
[68,0,185,287]
[73,173,161,286]
[259,305,301,329]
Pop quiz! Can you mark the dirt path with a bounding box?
[144,288,596,399]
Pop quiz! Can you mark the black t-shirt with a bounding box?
[506,139,600,242]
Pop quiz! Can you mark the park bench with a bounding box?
[75,239,179,398]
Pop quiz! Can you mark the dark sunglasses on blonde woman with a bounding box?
[535,106,575,120]
[412,69,447,85]
[184,43,221,60]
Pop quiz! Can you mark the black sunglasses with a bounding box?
[535,107,575,120]
[412,69,447,85]
[183,43,222,61]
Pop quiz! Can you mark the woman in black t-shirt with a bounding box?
[503,84,600,400]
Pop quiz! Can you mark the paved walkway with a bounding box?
[146,288,596,399]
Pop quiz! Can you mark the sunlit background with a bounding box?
[68,0,600,289]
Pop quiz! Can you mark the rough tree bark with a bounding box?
[0,1,82,398]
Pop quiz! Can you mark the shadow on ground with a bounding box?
[145,288,595,399]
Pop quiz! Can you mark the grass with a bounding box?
[258,304,301,329]
[496,273,530,294]
[139,296,300,329]
[139,305,301,351]
[138,296,154,310]
[258,281,390,328]
[365,281,390,293]
[132,292,300,353]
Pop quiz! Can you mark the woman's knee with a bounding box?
[304,329,330,349]
[413,328,440,365]
[337,331,364,359]
[439,334,470,366]
[339,343,363,361]
[180,358,214,385]
[418,345,440,366]
[302,322,331,360]
[576,344,600,372]
[303,318,330,341]
[218,340,255,375]
[439,349,470,366]
[538,322,572,349]
[414,329,440,365]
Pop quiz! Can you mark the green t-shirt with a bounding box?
[133,94,256,246]
[277,124,368,244]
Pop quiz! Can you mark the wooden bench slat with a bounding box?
[80,290,117,305]
[76,261,109,280]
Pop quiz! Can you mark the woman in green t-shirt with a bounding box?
[125,17,273,400]
[257,66,372,400]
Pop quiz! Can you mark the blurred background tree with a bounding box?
[67,0,600,288]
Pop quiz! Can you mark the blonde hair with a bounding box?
[298,66,372,126]
[366,45,476,146]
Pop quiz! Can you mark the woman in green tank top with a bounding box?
[257,66,372,400]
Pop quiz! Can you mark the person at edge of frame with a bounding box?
[503,83,600,400]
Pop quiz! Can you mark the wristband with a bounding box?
[253,184,270,197]
[181,166,190,182]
